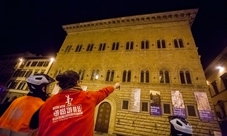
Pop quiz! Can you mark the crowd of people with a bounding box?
[0,70,120,136]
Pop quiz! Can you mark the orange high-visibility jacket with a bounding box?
[38,86,114,136]
[0,96,44,132]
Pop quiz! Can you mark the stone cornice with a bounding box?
[62,9,198,33]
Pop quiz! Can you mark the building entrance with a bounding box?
[95,102,111,133]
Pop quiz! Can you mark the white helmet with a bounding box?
[26,74,55,101]
[26,74,54,86]
[168,116,193,136]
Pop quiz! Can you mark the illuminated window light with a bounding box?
[50,58,54,62]
[217,66,223,70]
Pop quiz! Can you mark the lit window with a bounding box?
[91,70,99,80]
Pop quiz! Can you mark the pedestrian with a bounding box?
[36,70,120,136]
[0,74,55,135]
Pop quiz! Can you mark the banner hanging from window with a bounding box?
[129,88,141,112]
[171,90,186,118]
[194,92,213,121]
[150,90,162,116]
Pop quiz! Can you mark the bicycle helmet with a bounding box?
[168,116,193,136]
[26,74,55,101]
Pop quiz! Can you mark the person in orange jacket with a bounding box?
[0,74,55,135]
[35,70,120,136]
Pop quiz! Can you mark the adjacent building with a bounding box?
[1,55,55,103]
[0,52,36,102]
[205,46,227,135]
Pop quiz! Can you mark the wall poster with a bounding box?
[171,90,186,118]
[194,92,213,121]
[150,90,162,116]
[129,88,141,112]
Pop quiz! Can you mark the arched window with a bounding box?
[122,70,131,82]
[140,70,149,83]
[91,70,99,80]
[126,41,133,50]
[112,42,119,50]
[157,39,166,48]
[86,44,94,51]
[159,70,170,83]
[79,69,85,80]
[179,70,192,84]
[65,45,72,52]
[141,40,149,49]
[174,39,184,48]
[106,70,114,81]
[75,44,83,52]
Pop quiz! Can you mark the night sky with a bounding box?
[0,0,226,69]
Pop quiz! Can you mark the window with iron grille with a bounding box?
[141,102,148,112]
[163,103,171,114]
[187,105,196,116]
[122,100,129,110]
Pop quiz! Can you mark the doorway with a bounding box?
[95,102,111,133]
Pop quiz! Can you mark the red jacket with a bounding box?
[38,86,114,136]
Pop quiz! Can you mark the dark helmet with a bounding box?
[168,116,193,136]
[26,74,55,101]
